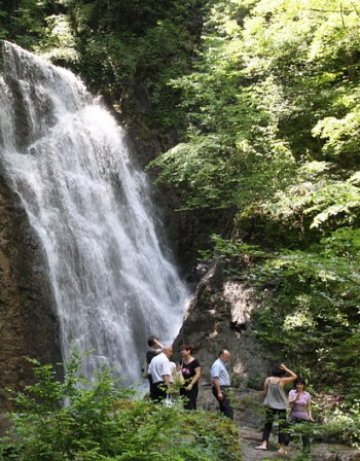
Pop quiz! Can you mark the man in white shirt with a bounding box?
[144,336,163,400]
[210,349,234,419]
[148,346,173,402]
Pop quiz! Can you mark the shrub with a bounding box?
[0,354,242,461]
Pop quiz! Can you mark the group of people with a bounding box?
[256,363,314,455]
[145,336,201,410]
[144,338,313,455]
[144,336,233,415]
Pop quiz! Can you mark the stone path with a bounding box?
[239,426,286,460]
[238,426,360,461]
[199,387,360,461]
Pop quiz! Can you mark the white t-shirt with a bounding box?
[148,352,172,383]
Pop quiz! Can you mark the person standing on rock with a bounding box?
[148,346,173,402]
[256,363,297,455]
[210,349,234,419]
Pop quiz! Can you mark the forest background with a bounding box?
[0,0,359,452]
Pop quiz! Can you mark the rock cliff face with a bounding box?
[173,262,269,388]
[0,171,62,412]
[172,262,271,428]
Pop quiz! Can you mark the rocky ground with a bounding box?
[197,386,360,461]
[238,426,360,461]
[172,265,360,461]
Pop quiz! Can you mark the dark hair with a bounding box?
[181,344,194,354]
[272,366,286,377]
[219,349,229,357]
[147,335,159,347]
[295,378,306,386]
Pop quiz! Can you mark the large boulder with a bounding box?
[173,261,270,425]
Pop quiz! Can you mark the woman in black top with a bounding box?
[180,344,201,410]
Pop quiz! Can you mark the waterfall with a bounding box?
[0,41,188,383]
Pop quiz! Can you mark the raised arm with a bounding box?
[279,364,297,386]
[288,389,300,404]
[154,338,164,349]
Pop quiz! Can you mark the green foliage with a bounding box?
[319,401,360,448]
[1,0,202,138]
[0,354,242,461]
[147,0,360,407]
[286,399,360,449]
[59,0,203,134]
[0,0,69,50]
[201,228,360,401]
[149,136,242,209]
[3,0,360,444]
[261,163,360,233]
[150,0,360,217]
[313,107,360,164]
[241,228,360,397]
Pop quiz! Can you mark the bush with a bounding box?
[0,354,242,461]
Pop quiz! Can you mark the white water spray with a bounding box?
[0,41,188,382]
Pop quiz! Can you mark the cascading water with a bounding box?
[0,41,188,383]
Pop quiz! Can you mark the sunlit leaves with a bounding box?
[313,110,360,161]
